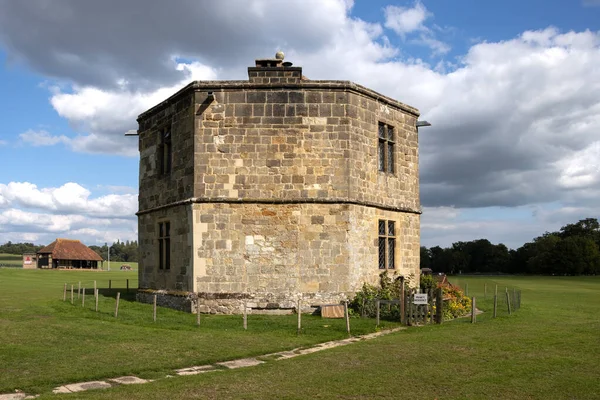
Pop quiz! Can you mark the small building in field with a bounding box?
[135,54,423,314]
[22,253,38,269]
[37,238,103,269]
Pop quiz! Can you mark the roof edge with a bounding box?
[137,80,419,121]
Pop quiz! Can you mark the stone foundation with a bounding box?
[137,289,341,315]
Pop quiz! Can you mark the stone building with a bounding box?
[135,54,422,314]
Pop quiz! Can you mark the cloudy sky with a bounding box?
[0,0,599,249]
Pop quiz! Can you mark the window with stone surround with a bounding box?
[378,220,395,269]
[159,126,172,175]
[158,221,170,270]
[378,122,395,173]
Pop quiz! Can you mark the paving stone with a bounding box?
[176,365,218,376]
[53,381,111,394]
[217,358,264,369]
[0,393,27,400]
[109,376,150,385]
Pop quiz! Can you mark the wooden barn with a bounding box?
[37,238,103,269]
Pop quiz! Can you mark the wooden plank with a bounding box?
[321,305,345,318]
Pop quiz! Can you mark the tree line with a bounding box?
[89,240,139,263]
[0,241,44,255]
[421,218,600,275]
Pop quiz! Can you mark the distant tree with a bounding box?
[420,246,432,270]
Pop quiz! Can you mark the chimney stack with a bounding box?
[248,52,302,83]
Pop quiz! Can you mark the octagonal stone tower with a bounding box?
[136,55,421,313]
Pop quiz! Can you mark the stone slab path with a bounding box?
[0,327,404,399]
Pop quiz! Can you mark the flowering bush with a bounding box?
[441,284,472,320]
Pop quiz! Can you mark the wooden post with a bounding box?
[109,279,112,291]
[95,289,99,312]
[196,298,201,327]
[77,281,81,299]
[506,291,512,315]
[376,299,380,326]
[495,284,498,296]
[513,288,516,309]
[400,284,405,325]
[408,292,413,326]
[153,295,157,322]
[344,300,350,335]
[70,285,74,304]
[493,295,497,318]
[429,288,434,324]
[435,287,443,324]
[471,297,476,323]
[82,288,86,307]
[126,279,129,293]
[94,280,97,292]
[484,283,487,299]
[465,283,469,296]
[243,302,248,330]
[115,292,121,318]
[297,299,302,335]
[63,283,67,301]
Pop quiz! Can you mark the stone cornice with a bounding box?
[136,197,422,216]
[137,80,419,122]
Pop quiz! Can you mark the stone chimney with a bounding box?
[248,51,303,83]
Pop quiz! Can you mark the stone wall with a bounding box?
[137,92,196,212]
[138,204,193,292]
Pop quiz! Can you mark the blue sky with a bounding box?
[0,0,599,249]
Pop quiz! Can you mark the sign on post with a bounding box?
[414,293,428,305]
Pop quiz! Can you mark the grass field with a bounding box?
[0,253,22,267]
[32,275,600,400]
[0,268,400,396]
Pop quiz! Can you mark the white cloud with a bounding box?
[19,129,69,146]
[0,181,137,218]
[384,2,431,36]
[0,139,7,146]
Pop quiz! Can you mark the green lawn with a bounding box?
[0,253,22,267]
[37,275,600,400]
[0,268,399,395]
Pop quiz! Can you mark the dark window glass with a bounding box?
[379,220,386,235]
[378,237,386,269]
[377,123,395,173]
[388,238,395,269]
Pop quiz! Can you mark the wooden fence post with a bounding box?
[465,283,469,296]
[95,289,99,312]
[153,295,157,322]
[429,288,434,324]
[506,291,512,315]
[513,288,516,309]
[344,300,350,335]
[196,298,201,327]
[82,288,86,307]
[471,297,476,323]
[70,285,74,304]
[297,299,302,335]
[435,287,443,324]
[115,292,120,318]
[94,280,97,292]
[243,302,248,330]
[63,283,67,301]
[495,284,498,297]
[400,284,405,325]
[484,283,487,299]
[376,299,380,326]
[493,295,497,318]
[77,282,81,299]
[408,292,414,326]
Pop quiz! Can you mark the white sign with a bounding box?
[414,293,428,305]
